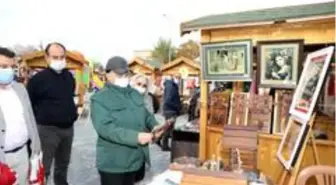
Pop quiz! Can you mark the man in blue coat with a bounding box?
[160,74,181,151]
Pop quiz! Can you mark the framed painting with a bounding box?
[201,40,253,81]
[272,90,294,134]
[257,40,304,89]
[277,117,309,170]
[290,46,335,123]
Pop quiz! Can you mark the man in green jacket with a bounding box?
[90,56,162,185]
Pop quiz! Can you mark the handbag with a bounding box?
[28,152,45,185]
[0,162,16,185]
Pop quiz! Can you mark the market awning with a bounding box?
[180,2,335,35]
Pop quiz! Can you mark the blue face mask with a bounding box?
[0,68,14,85]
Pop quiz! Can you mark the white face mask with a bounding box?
[135,86,146,94]
[174,78,180,84]
[50,60,66,72]
[114,77,129,88]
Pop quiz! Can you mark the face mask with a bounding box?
[0,68,14,85]
[135,86,146,94]
[50,60,66,72]
[114,77,129,88]
[174,78,180,84]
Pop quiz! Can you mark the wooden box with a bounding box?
[221,125,259,170]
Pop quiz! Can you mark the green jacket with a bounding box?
[90,83,158,173]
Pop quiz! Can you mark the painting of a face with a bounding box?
[258,40,303,89]
[276,56,285,66]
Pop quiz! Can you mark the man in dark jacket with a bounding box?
[27,42,77,185]
[160,74,181,151]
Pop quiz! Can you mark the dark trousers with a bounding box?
[161,114,176,150]
[99,170,137,185]
[135,163,145,182]
[37,125,74,185]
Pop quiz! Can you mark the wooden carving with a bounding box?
[208,92,230,125]
[273,90,294,134]
[247,94,273,133]
[228,93,249,125]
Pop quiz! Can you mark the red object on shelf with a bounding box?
[328,74,335,96]
[0,162,17,185]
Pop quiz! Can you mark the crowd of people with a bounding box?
[0,42,184,185]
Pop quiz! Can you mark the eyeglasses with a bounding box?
[137,82,147,88]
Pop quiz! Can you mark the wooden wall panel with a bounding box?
[201,18,335,45]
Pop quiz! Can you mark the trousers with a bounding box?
[37,125,73,185]
[5,145,29,185]
[99,170,137,185]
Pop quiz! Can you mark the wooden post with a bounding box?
[199,79,208,160]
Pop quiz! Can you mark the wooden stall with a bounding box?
[129,57,156,76]
[21,51,89,106]
[161,57,200,97]
[179,2,335,184]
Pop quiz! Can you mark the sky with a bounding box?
[0,0,332,64]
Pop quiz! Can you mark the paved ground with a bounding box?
[48,113,188,185]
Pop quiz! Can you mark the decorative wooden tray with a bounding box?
[169,164,248,185]
[273,90,294,134]
[247,94,273,133]
[208,91,231,125]
[228,92,249,125]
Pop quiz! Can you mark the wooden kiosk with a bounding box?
[177,2,335,184]
[21,51,89,106]
[161,57,200,97]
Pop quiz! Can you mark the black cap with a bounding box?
[105,56,128,74]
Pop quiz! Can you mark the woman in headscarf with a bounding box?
[90,56,164,185]
[130,73,154,182]
[130,73,154,113]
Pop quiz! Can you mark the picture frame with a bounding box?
[289,46,335,123]
[201,40,253,81]
[257,40,304,89]
[277,117,309,170]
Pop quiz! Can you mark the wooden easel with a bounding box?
[278,113,320,185]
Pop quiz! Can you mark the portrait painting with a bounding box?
[257,40,303,88]
[201,40,252,81]
[290,46,334,122]
[277,117,309,170]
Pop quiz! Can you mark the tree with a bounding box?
[151,38,176,64]
[176,40,200,60]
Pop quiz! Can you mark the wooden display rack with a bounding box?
[277,114,320,185]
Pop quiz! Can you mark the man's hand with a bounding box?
[137,132,153,145]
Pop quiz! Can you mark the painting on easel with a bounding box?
[276,118,309,170]
[290,46,335,122]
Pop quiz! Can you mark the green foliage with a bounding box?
[151,38,177,64]
[176,40,200,59]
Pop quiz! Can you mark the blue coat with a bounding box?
[163,80,181,116]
